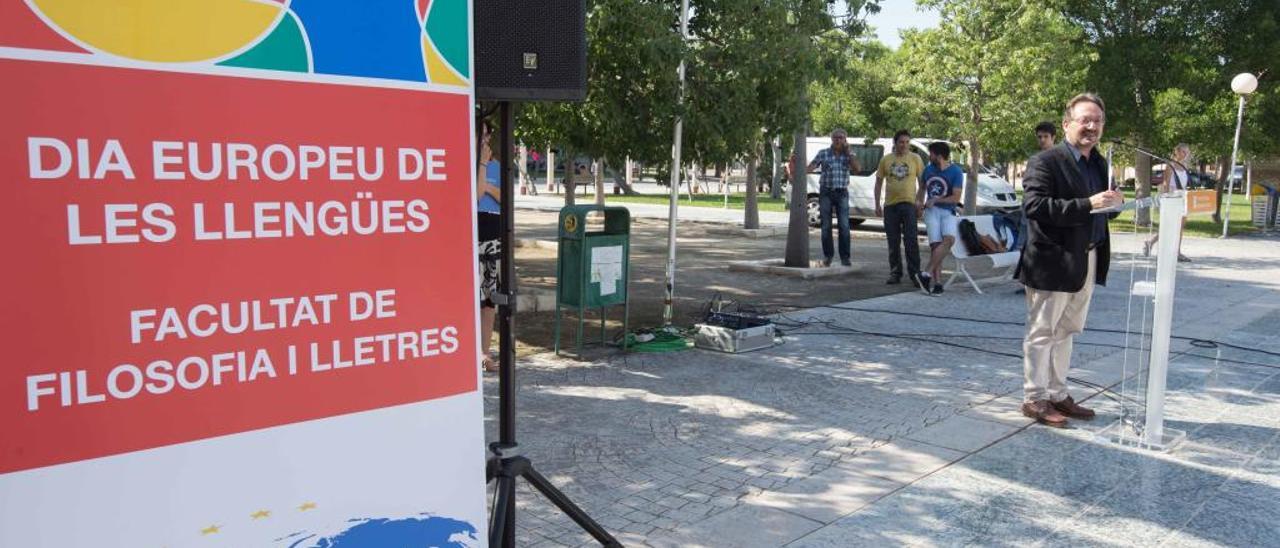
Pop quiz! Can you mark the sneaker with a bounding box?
[1177,253,1191,263]
[914,272,932,295]
[821,257,833,267]
[931,283,944,296]
[841,259,852,267]
[886,276,902,285]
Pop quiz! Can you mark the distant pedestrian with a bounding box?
[806,128,861,266]
[1035,121,1057,153]
[875,129,925,285]
[1143,143,1192,262]
[1015,122,1057,295]
[1017,93,1124,427]
[476,123,502,373]
[916,141,963,295]
[527,148,540,195]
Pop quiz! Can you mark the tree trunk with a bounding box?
[770,136,783,200]
[964,137,981,215]
[785,124,810,267]
[517,144,529,193]
[545,148,556,192]
[616,156,638,195]
[594,159,606,206]
[745,148,760,229]
[615,178,638,195]
[1135,141,1152,226]
[562,149,576,207]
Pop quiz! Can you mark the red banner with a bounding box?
[0,59,478,474]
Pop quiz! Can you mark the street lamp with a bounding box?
[1221,72,1258,237]
[663,0,690,324]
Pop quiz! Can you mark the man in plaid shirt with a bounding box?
[807,128,862,266]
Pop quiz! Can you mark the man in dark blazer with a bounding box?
[1017,93,1124,427]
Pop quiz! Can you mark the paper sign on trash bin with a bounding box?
[591,245,623,296]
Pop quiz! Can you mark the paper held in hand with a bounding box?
[1092,196,1153,214]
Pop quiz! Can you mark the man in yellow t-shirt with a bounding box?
[875,130,925,285]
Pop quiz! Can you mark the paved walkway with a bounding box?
[484,232,1280,547]
[514,191,795,227]
[503,209,1005,350]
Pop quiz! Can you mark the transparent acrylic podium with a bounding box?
[1096,193,1188,452]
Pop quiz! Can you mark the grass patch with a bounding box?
[598,189,1262,238]
[605,192,789,212]
[1108,190,1257,238]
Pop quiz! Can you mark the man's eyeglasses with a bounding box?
[1070,117,1105,128]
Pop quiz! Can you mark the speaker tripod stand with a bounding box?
[484,101,621,548]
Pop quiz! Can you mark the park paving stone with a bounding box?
[484,231,1280,546]
[658,505,823,548]
[746,465,904,523]
[844,437,966,484]
[903,413,1022,452]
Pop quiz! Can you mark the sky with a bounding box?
[864,0,941,50]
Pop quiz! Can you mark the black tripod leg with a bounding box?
[489,473,517,547]
[483,102,618,548]
[522,464,622,547]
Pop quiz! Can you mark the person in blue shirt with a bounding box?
[915,141,964,295]
[476,124,502,372]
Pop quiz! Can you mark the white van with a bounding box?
[791,136,1019,226]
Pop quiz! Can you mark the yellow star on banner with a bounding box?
[250,510,271,519]
[200,525,221,535]
[298,502,317,511]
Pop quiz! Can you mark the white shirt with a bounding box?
[1169,167,1188,191]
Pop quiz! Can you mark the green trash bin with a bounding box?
[555,205,630,356]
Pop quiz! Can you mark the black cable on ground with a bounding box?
[775,319,1132,400]
[684,297,1280,403]
[769,311,1279,403]
[817,304,1280,360]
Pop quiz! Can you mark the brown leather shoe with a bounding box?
[1022,400,1068,428]
[1052,396,1095,420]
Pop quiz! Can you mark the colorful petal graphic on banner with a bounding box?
[218,10,310,73]
[424,0,469,79]
[29,0,282,62]
[289,0,426,82]
[423,36,466,86]
[0,2,86,52]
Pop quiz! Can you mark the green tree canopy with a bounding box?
[890,0,1092,211]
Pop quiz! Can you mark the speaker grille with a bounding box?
[473,0,587,101]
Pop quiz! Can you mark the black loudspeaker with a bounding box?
[473,0,587,102]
